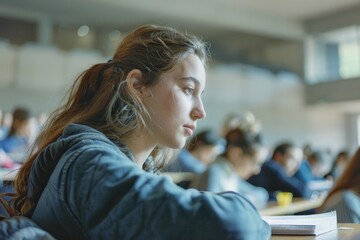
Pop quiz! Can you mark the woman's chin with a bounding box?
[165,138,187,149]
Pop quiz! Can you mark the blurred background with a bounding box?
[1,0,360,155]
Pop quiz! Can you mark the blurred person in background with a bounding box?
[318,148,360,223]
[221,112,242,137]
[166,129,224,174]
[191,127,269,209]
[294,150,332,182]
[0,107,33,163]
[221,112,262,140]
[221,112,266,155]
[325,150,350,181]
[307,151,332,178]
[248,142,311,199]
[302,143,313,162]
[294,150,333,197]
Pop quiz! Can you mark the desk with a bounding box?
[260,197,325,216]
[271,224,360,240]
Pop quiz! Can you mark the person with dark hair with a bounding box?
[294,151,333,197]
[248,142,310,199]
[294,151,328,183]
[0,107,33,162]
[324,150,350,180]
[191,127,269,209]
[0,25,270,239]
[318,148,360,223]
[167,129,224,174]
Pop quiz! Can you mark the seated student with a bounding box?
[0,107,33,162]
[307,151,332,178]
[221,113,243,137]
[318,148,360,223]
[0,25,270,239]
[295,151,332,185]
[166,129,224,174]
[191,127,269,209]
[324,150,350,181]
[248,142,311,200]
[294,151,333,197]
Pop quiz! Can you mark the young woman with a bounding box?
[318,148,360,223]
[191,127,269,209]
[1,25,270,239]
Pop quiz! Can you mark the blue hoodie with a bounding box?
[29,123,270,239]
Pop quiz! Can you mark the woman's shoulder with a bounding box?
[48,125,140,197]
[65,139,135,174]
[61,123,130,158]
[51,123,137,179]
[62,123,115,146]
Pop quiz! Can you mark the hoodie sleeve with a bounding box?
[66,146,271,240]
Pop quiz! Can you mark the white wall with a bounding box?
[199,64,351,154]
[0,44,106,113]
[0,45,356,153]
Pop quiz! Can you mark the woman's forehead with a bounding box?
[179,55,206,83]
[157,54,206,87]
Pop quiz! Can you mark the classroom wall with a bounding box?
[200,64,352,154]
[0,40,106,112]
[0,42,357,154]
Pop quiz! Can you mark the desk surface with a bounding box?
[271,224,360,240]
[260,197,325,216]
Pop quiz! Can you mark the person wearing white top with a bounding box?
[191,127,269,209]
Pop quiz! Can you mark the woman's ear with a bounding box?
[126,69,146,96]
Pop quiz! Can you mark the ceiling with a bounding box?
[1,0,360,68]
[1,0,360,37]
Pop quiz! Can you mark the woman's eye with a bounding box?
[184,87,194,95]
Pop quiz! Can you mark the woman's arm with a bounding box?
[67,147,271,239]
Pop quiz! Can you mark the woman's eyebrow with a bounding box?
[180,77,205,93]
[180,77,200,85]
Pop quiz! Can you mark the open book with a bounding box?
[262,211,337,236]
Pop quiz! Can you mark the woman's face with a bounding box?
[142,54,206,149]
[238,153,263,180]
[283,148,302,176]
[15,118,33,139]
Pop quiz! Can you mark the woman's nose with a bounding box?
[191,98,206,120]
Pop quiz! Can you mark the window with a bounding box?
[305,26,360,84]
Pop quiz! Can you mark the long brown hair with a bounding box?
[324,147,360,201]
[7,24,208,216]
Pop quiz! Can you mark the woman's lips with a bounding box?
[183,125,195,136]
